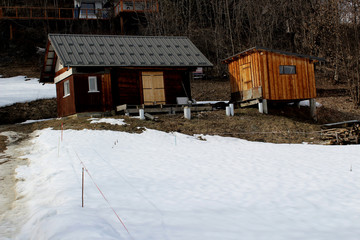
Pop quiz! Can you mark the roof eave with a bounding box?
[69,64,213,68]
[222,46,325,63]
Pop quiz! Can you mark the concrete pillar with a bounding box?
[184,106,191,120]
[258,102,263,113]
[263,99,268,114]
[226,106,231,116]
[139,109,145,120]
[229,103,234,116]
[310,98,317,121]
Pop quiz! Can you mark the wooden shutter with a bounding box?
[142,72,165,105]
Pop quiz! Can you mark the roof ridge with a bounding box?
[48,33,189,39]
[222,46,325,62]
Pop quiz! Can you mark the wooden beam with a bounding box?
[145,113,157,121]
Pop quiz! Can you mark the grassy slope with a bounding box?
[1,66,360,144]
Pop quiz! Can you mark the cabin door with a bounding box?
[240,63,252,91]
[239,62,254,100]
[142,72,166,105]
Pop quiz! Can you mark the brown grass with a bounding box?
[1,66,360,145]
[0,106,323,144]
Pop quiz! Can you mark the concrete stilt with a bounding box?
[310,98,317,121]
[184,106,191,120]
[258,102,263,113]
[226,106,231,116]
[263,99,268,114]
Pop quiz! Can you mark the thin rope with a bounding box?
[74,151,134,240]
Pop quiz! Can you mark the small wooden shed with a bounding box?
[223,47,324,116]
[40,34,212,117]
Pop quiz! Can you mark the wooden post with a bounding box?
[9,24,13,40]
[310,98,317,121]
[120,15,124,35]
[82,167,84,208]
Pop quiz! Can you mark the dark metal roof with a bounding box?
[222,46,325,63]
[48,34,213,68]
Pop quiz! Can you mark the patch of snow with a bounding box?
[8,129,360,240]
[89,118,126,126]
[0,76,56,107]
[196,100,229,105]
[19,118,55,124]
[36,47,46,54]
[289,100,322,108]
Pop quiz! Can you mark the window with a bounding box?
[64,80,70,97]
[81,3,95,14]
[279,65,296,75]
[88,76,98,92]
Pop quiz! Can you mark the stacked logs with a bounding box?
[321,123,360,145]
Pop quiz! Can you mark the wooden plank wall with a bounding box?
[228,52,262,94]
[163,71,189,104]
[112,69,190,105]
[73,74,103,113]
[227,50,317,101]
[56,76,76,117]
[112,69,142,105]
[261,52,316,100]
[101,73,113,112]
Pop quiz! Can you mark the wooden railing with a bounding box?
[0,1,158,20]
[0,7,111,20]
[114,0,159,16]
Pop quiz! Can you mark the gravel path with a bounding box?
[0,130,30,239]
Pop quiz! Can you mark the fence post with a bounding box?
[82,167,84,208]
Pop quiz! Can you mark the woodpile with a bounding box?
[321,123,360,145]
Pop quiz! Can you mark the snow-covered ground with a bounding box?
[5,127,360,240]
[0,76,358,239]
[0,76,56,107]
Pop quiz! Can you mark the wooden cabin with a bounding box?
[223,47,324,117]
[40,34,212,117]
[0,1,158,20]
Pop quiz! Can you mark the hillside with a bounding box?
[1,64,360,145]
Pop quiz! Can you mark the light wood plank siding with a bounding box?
[226,50,317,102]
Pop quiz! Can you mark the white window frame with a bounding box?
[63,80,70,98]
[88,76,99,93]
[279,65,296,75]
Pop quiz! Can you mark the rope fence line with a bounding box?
[196,130,328,135]
[73,151,134,240]
[91,148,169,240]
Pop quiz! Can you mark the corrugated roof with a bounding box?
[222,46,325,63]
[48,34,213,68]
